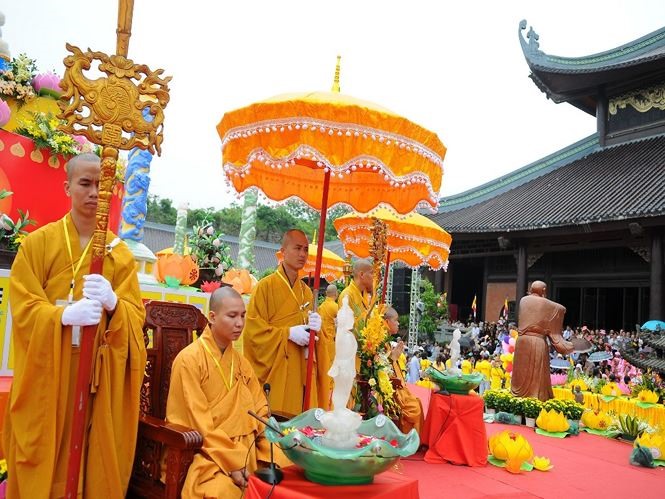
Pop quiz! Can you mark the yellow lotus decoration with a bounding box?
[635,432,665,460]
[489,430,533,465]
[601,382,621,397]
[533,456,553,471]
[637,389,659,404]
[156,254,199,286]
[221,268,258,295]
[569,379,588,392]
[536,409,569,433]
[581,409,613,430]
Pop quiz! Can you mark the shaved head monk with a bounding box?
[243,229,323,414]
[3,152,146,497]
[338,257,374,322]
[167,287,288,497]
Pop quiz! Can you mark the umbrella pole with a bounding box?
[303,169,331,411]
[380,250,391,303]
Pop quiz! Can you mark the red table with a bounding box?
[245,466,419,499]
[421,393,487,467]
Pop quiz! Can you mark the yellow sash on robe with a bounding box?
[3,213,146,498]
[316,297,338,410]
[243,266,317,415]
[167,326,288,498]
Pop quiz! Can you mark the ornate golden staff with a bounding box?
[58,1,170,495]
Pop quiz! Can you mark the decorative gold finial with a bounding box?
[331,55,341,93]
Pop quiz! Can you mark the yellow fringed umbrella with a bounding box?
[217,58,446,410]
[276,243,345,283]
[334,207,452,301]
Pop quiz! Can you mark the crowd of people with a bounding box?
[399,319,657,395]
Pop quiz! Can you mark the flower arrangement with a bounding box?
[543,398,584,421]
[494,390,514,413]
[483,389,498,410]
[521,398,543,419]
[14,112,81,156]
[0,190,35,251]
[355,303,399,420]
[611,414,648,440]
[0,54,37,103]
[188,219,234,280]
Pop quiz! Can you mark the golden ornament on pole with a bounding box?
[57,1,171,495]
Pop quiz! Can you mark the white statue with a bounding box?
[446,328,462,375]
[319,296,362,449]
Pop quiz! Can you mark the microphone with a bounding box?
[253,383,284,485]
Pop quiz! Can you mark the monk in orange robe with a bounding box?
[317,284,339,410]
[338,258,373,324]
[167,287,288,498]
[385,308,424,435]
[511,281,573,401]
[3,153,146,497]
[243,229,321,415]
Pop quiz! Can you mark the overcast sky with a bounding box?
[3,1,665,209]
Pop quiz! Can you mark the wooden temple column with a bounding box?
[650,230,663,320]
[515,242,528,317]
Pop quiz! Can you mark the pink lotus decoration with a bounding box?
[32,72,62,98]
[0,99,10,128]
[550,373,567,386]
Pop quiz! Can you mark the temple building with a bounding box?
[429,21,665,330]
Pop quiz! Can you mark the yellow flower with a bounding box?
[601,382,621,397]
[536,409,569,433]
[489,430,533,463]
[368,378,376,387]
[360,305,388,355]
[569,379,588,392]
[533,456,552,471]
[635,432,665,460]
[637,389,659,404]
[377,369,394,398]
[581,409,612,430]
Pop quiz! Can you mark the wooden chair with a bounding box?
[127,300,208,499]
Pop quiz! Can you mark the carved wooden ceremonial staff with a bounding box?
[58,1,170,495]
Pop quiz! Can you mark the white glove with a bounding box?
[307,312,322,331]
[62,298,103,326]
[83,274,118,311]
[289,326,318,346]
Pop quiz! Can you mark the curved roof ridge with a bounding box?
[438,134,600,213]
[519,20,665,71]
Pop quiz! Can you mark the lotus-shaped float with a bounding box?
[489,430,533,473]
[533,456,553,471]
[635,432,665,460]
[425,366,483,394]
[637,389,659,404]
[265,408,419,485]
[569,379,588,392]
[601,382,621,397]
[536,409,569,433]
[581,409,613,430]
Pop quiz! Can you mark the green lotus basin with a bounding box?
[265,408,420,485]
[425,367,483,394]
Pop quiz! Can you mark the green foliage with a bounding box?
[146,195,177,225]
[145,196,350,242]
[612,414,648,439]
[188,218,233,276]
[418,278,446,341]
[483,390,498,409]
[543,398,584,420]
[631,369,665,401]
[521,398,543,419]
[260,266,276,280]
[0,190,35,251]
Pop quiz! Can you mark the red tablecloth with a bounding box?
[421,393,487,467]
[245,465,419,499]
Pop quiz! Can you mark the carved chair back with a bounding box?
[141,300,209,419]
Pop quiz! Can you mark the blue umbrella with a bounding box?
[550,358,571,370]
[641,320,665,331]
[588,351,613,363]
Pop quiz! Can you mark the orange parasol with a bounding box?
[334,208,452,301]
[216,58,446,409]
[276,243,345,283]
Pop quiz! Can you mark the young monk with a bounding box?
[167,287,287,498]
[385,307,425,434]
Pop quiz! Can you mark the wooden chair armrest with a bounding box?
[139,415,203,450]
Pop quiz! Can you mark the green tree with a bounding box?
[418,278,445,341]
[217,204,243,237]
[146,195,177,225]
